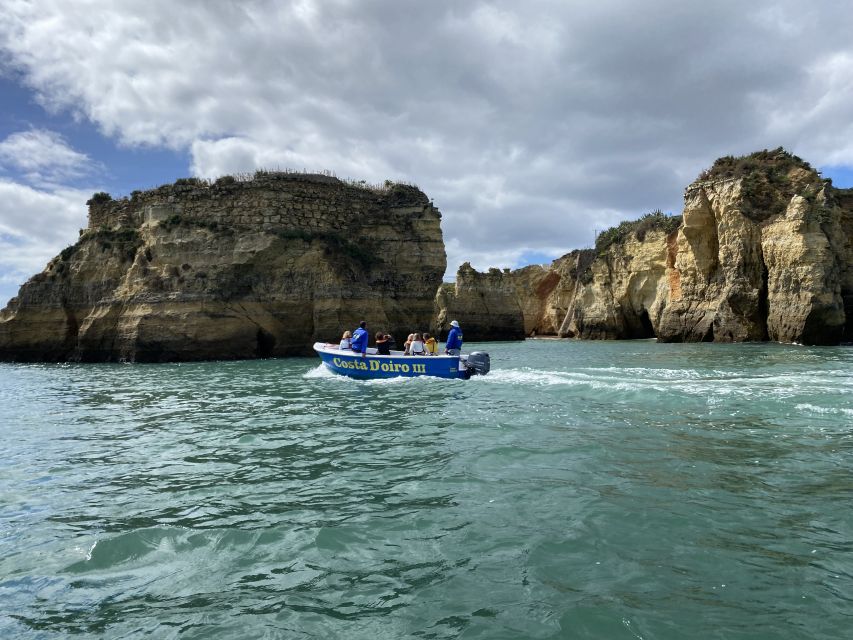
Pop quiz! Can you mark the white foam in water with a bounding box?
[476,366,846,403]
[303,365,336,379]
[306,362,849,403]
[795,403,853,417]
[474,367,674,393]
[591,366,710,380]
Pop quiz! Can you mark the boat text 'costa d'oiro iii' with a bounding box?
[312,342,490,380]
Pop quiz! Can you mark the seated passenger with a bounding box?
[339,330,352,350]
[403,333,414,355]
[409,333,426,356]
[423,333,438,355]
[375,332,391,355]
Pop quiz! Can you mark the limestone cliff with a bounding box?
[657,152,851,344]
[432,250,596,340]
[0,173,446,361]
[435,150,852,345]
[432,263,526,341]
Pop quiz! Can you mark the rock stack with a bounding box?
[0,173,446,361]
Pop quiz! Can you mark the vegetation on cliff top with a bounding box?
[86,192,112,206]
[696,147,815,183]
[595,210,682,253]
[696,148,829,221]
[90,171,423,205]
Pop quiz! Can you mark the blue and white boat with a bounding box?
[312,342,490,380]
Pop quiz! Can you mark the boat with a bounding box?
[312,342,490,380]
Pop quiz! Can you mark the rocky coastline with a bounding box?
[1,149,850,362]
[437,150,852,346]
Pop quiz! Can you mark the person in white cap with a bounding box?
[445,320,463,356]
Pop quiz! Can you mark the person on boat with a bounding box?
[403,333,414,355]
[445,320,463,356]
[409,333,426,356]
[339,330,352,350]
[375,332,391,355]
[351,321,369,357]
[423,332,438,355]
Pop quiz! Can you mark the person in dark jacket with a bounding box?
[351,321,369,357]
[375,332,391,355]
[445,320,463,356]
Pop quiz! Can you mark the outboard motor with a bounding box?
[465,351,490,376]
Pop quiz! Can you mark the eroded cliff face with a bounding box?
[0,173,446,361]
[657,169,850,344]
[435,151,852,345]
[432,263,526,341]
[567,232,671,340]
[432,250,595,340]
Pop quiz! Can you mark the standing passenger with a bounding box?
[351,321,369,357]
[445,320,463,356]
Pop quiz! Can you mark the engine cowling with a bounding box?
[465,351,490,376]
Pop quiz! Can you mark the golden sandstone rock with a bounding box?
[0,173,445,361]
[2,150,851,361]
[437,150,852,345]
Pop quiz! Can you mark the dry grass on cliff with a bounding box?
[594,210,682,254]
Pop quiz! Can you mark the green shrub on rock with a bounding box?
[595,210,682,253]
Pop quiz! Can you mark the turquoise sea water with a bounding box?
[1,340,851,639]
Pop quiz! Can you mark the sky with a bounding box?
[1,0,853,306]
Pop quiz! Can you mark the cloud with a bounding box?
[0,128,98,186]
[0,179,89,304]
[1,0,852,276]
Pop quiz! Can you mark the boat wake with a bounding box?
[303,364,336,379]
[468,366,849,402]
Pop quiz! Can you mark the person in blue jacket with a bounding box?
[350,321,369,357]
[445,320,463,356]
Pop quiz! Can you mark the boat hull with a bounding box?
[313,342,470,380]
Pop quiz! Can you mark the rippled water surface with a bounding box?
[1,340,851,639]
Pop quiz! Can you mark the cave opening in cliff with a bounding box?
[639,310,655,338]
[627,309,656,339]
[256,328,276,358]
